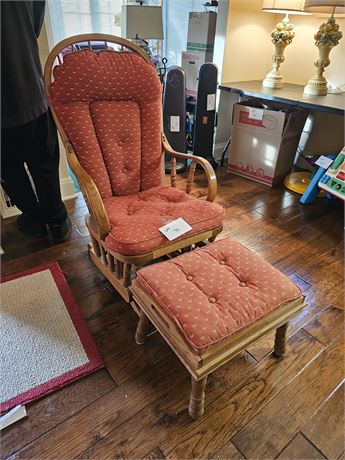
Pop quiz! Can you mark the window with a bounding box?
[46,0,123,46]
[46,0,207,67]
[163,0,205,67]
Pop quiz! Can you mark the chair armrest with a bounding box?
[162,135,217,202]
[65,143,111,239]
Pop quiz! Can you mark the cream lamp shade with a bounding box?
[303,0,345,14]
[121,5,163,40]
[262,0,310,14]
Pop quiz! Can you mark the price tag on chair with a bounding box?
[159,218,192,241]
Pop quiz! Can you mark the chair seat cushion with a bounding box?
[104,186,225,256]
[136,239,303,354]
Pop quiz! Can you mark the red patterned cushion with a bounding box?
[136,239,302,354]
[103,186,225,255]
[49,50,162,198]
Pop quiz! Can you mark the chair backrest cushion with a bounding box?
[50,49,163,198]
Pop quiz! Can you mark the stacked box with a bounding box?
[228,102,308,187]
[187,12,217,54]
[182,12,216,98]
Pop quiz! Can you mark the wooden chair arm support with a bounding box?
[162,136,217,202]
[65,143,110,239]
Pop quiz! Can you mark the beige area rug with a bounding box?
[0,263,103,414]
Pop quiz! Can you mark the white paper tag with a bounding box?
[159,218,192,241]
[0,405,27,430]
[315,155,334,169]
[170,116,180,132]
[248,108,263,120]
[207,93,216,111]
[0,246,4,255]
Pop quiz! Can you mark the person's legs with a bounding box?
[25,110,68,226]
[1,124,42,220]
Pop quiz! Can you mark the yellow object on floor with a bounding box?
[284,171,325,196]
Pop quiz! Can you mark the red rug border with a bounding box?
[1,262,104,414]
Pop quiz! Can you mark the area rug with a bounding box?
[0,262,103,414]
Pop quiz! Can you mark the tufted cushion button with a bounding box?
[122,167,127,173]
[186,275,194,281]
[219,260,226,265]
[239,281,247,287]
[209,297,217,303]
[117,140,123,147]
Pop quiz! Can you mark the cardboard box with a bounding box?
[187,12,217,53]
[228,102,308,187]
[181,50,213,98]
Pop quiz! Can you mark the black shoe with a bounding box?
[49,216,72,244]
[17,214,47,238]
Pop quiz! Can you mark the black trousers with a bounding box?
[1,110,67,225]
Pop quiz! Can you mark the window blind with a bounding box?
[46,0,206,68]
[164,0,205,67]
[46,0,123,46]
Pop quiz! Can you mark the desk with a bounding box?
[218,80,345,116]
[218,80,345,168]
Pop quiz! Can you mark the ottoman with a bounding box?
[131,239,306,419]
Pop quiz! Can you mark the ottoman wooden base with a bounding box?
[131,239,306,419]
[132,282,305,419]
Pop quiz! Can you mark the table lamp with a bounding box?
[121,5,163,41]
[303,0,344,95]
[262,0,310,88]
[121,4,163,64]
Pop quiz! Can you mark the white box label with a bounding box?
[248,108,263,121]
[315,155,333,169]
[207,93,216,111]
[170,116,180,132]
[159,218,192,241]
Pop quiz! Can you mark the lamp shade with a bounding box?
[303,0,345,13]
[121,5,163,40]
[262,0,310,13]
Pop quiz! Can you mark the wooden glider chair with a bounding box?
[44,34,225,303]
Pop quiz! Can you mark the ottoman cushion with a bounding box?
[136,239,302,354]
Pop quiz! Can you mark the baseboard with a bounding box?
[1,176,77,219]
[214,142,228,161]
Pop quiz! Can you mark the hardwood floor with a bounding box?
[1,168,344,460]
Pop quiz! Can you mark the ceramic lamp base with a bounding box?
[263,74,283,89]
[304,76,328,96]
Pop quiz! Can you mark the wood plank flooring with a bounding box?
[1,168,344,460]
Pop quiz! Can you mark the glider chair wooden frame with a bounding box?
[44,34,224,304]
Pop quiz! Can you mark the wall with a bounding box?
[222,0,273,83]
[213,0,230,85]
[283,15,345,88]
[215,0,345,160]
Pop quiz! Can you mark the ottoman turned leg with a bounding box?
[274,323,289,357]
[135,310,151,345]
[189,376,208,419]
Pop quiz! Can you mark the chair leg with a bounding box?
[189,376,208,419]
[274,323,289,357]
[123,263,132,287]
[100,245,108,265]
[135,310,151,345]
[116,260,123,279]
[90,235,101,257]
